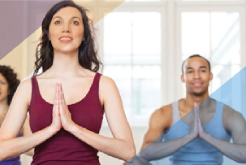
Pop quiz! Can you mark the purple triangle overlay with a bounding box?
[0,0,71,59]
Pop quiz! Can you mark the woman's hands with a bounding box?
[50,83,77,134]
[58,83,77,132]
[50,83,62,133]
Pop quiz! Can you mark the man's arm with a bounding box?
[139,105,197,161]
[201,106,246,163]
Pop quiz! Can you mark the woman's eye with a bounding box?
[73,21,79,25]
[55,21,61,25]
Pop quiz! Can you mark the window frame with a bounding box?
[96,0,246,126]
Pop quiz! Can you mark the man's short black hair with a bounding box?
[181,54,211,74]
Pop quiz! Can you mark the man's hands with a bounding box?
[50,83,77,134]
[189,103,207,140]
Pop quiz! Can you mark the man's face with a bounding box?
[181,57,213,96]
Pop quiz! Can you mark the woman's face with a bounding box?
[49,7,84,54]
[0,73,9,103]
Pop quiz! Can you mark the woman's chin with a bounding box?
[55,48,79,55]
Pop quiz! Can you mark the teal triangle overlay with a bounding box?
[210,66,246,119]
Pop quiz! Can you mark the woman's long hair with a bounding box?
[34,1,102,76]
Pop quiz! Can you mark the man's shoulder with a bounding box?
[220,103,246,136]
[223,104,242,119]
[158,99,183,113]
[217,102,246,128]
[160,103,173,112]
[152,100,179,119]
[149,103,174,131]
[149,103,172,120]
[210,98,236,113]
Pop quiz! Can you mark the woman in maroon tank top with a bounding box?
[0,1,135,164]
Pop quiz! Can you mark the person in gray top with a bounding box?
[129,54,246,165]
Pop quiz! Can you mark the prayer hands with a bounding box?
[50,83,62,133]
[58,83,76,132]
[50,83,76,134]
[190,103,207,140]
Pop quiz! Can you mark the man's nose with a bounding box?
[194,71,200,78]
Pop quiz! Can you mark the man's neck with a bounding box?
[179,91,214,117]
[183,91,209,109]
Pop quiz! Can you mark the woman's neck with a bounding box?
[49,51,82,78]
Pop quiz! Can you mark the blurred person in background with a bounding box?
[0,65,33,165]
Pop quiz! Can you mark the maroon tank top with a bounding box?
[29,73,103,165]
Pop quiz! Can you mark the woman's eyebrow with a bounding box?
[53,16,62,19]
[71,16,81,20]
[52,16,81,20]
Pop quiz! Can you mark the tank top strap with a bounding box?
[172,101,181,126]
[204,100,223,129]
[31,76,39,95]
[87,73,102,102]
[214,100,224,124]
[90,73,101,92]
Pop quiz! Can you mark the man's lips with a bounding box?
[192,82,203,87]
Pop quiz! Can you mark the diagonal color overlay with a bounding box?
[0,0,64,60]
[128,67,246,165]
[0,0,124,79]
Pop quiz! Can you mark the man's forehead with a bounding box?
[184,57,209,68]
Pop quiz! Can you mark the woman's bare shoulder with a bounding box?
[19,78,32,90]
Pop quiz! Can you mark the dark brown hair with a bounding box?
[0,65,20,105]
[34,1,102,75]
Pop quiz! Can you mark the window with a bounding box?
[103,11,162,124]
[181,12,241,93]
[180,8,244,117]
[96,0,246,125]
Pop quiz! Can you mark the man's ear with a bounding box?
[209,72,213,81]
[181,74,185,83]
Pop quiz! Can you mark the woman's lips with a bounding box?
[59,36,73,43]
